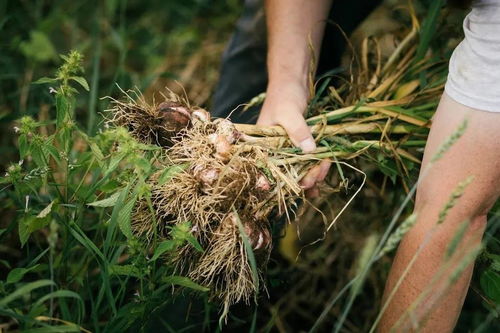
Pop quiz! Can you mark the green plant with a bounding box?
[0,51,209,332]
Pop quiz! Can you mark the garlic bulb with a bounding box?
[195,168,219,186]
[214,135,232,162]
[214,118,240,144]
[191,108,211,125]
[255,173,271,191]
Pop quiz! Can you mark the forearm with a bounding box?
[258,0,333,158]
[265,0,332,92]
[379,93,500,332]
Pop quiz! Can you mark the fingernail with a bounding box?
[318,170,328,182]
[299,138,316,153]
[300,178,315,190]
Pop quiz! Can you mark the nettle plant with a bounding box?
[0,51,207,332]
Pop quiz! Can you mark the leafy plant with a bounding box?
[0,51,208,332]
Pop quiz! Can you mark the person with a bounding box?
[213,0,500,331]
[212,0,381,194]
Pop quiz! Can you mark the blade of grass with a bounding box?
[87,4,102,135]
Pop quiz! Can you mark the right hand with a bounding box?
[257,83,330,196]
[257,82,316,152]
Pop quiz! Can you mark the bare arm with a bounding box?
[258,0,333,191]
[265,0,332,95]
[379,93,500,332]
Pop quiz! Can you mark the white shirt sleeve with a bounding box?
[445,0,500,112]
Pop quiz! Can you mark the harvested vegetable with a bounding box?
[105,17,447,315]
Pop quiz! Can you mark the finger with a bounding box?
[300,160,331,190]
[317,160,331,182]
[256,111,274,126]
[300,163,322,190]
[279,112,316,153]
[305,187,320,198]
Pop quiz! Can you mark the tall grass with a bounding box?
[1,52,213,332]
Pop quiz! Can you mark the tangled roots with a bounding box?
[108,92,302,313]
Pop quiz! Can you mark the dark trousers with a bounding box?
[212,0,383,123]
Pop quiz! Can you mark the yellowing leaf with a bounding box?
[394,80,420,99]
[37,201,55,218]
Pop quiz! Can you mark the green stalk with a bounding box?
[87,5,102,135]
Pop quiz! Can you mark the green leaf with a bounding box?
[377,154,398,184]
[7,264,40,284]
[30,145,46,167]
[134,157,151,174]
[170,222,203,251]
[480,269,500,303]
[118,195,137,239]
[492,261,500,272]
[31,290,85,320]
[19,31,57,63]
[99,179,121,193]
[33,77,58,85]
[84,152,126,199]
[18,215,50,246]
[58,126,73,153]
[486,253,500,272]
[151,240,177,261]
[185,234,203,252]
[162,276,209,292]
[70,76,90,91]
[0,280,55,307]
[44,143,61,164]
[136,143,161,151]
[415,0,445,63]
[105,184,130,254]
[157,164,189,186]
[0,259,11,269]
[486,253,500,262]
[19,134,29,159]
[80,133,104,161]
[55,94,72,128]
[87,191,121,207]
[109,264,143,278]
[106,152,126,176]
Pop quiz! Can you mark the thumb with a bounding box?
[280,112,316,153]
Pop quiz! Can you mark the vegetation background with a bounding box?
[1,0,499,332]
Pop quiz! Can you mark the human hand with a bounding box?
[257,83,330,197]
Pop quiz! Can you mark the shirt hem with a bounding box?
[444,83,500,113]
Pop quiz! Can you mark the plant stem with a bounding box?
[87,5,102,135]
[235,122,417,137]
